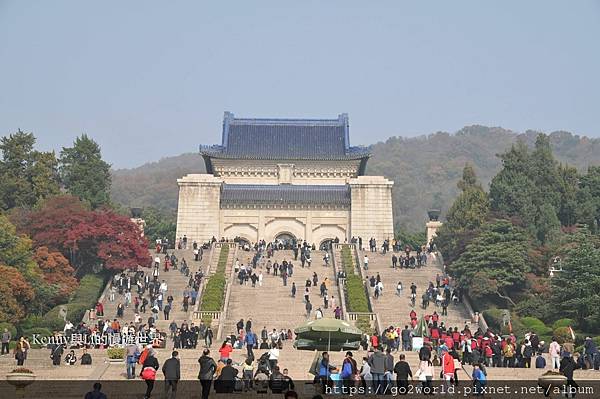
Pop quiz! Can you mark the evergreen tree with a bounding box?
[434,164,488,263]
[551,231,600,331]
[450,219,530,305]
[0,130,60,210]
[59,134,111,208]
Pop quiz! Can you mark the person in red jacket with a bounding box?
[441,348,455,389]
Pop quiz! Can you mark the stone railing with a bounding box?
[216,243,239,341]
[194,310,221,321]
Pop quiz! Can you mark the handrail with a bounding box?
[216,243,239,340]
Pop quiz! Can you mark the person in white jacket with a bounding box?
[415,360,435,393]
[360,357,372,387]
[549,337,561,369]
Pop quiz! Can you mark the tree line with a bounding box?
[434,134,600,334]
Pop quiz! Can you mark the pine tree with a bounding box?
[59,134,111,209]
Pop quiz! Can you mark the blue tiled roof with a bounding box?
[220,184,351,206]
[201,112,370,161]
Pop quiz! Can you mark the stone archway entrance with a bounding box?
[274,232,297,249]
[319,239,334,251]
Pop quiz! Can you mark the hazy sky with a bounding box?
[1,1,599,168]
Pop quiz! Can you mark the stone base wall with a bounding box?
[176,174,223,243]
[349,176,394,244]
[221,208,349,244]
[176,173,395,246]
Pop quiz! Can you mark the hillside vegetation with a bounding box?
[111,126,600,231]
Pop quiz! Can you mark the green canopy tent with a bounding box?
[413,316,429,337]
[294,318,363,351]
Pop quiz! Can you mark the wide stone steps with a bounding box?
[224,250,341,340]
[360,251,471,331]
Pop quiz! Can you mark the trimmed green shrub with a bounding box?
[520,317,552,336]
[22,327,52,339]
[553,327,573,344]
[552,318,575,330]
[107,347,126,359]
[0,322,17,339]
[356,316,374,335]
[200,245,230,311]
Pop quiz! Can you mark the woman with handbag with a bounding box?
[141,349,159,399]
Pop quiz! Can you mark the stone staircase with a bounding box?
[94,246,212,340]
[223,249,342,342]
[357,247,472,331]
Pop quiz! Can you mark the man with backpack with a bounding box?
[340,351,358,390]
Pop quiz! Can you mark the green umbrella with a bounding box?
[294,318,363,351]
[413,316,429,337]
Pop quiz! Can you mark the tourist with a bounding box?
[141,348,159,399]
[560,352,579,396]
[65,349,77,365]
[162,351,180,399]
[363,254,369,270]
[205,326,213,348]
[241,358,254,391]
[126,343,140,379]
[219,340,233,362]
[368,346,386,394]
[198,349,217,399]
[340,351,358,390]
[51,343,64,366]
[14,337,29,366]
[360,356,372,388]
[471,363,487,396]
[393,353,412,394]
[306,299,313,319]
[81,348,92,365]
[414,359,434,394]
[84,382,107,399]
[1,328,10,355]
[269,343,280,370]
[282,368,296,392]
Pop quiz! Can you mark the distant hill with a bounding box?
[111,126,600,231]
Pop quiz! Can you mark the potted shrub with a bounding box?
[107,347,126,363]
[6,367,36,397]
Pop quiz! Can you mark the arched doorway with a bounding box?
[319,239,334,251]
[274,232,297,249]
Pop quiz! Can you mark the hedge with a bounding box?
[22,327,52,339]
[200,245,230,312]
[553,327,573,344]
[341,245,370,313]
[553,318,575,330]
[520,317,553,336]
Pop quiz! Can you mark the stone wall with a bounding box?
[349,176,394,244]
[220,208,349,244]
[175,174,223,243]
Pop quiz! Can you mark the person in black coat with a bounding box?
[393,354,413,394]
[560,354,580,395]
[198,349,217,399]
[162,351,181,399]
[215,359,238,393]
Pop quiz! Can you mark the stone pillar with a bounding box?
[176,174,223,244]
[349,176,394,244]
[426,221,443,245]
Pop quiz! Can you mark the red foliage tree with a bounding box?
[33,246,78,298]
[0,265,35,323]
[15,195,150,273]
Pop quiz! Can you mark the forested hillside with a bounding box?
[111,126,600,231]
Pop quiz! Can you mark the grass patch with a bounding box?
[200,245,230,312]
[341,245,370,313]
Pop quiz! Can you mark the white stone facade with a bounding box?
[175,113,394,245]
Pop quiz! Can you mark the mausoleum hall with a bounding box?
[176,112,394,246]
